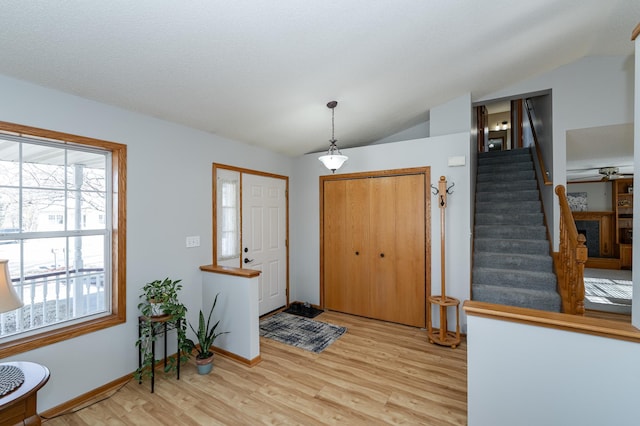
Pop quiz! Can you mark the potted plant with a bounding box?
[135,278,189,381]
[139,277,184,318]
[185,292,228,375]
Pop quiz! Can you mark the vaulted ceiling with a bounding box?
[0,1,637,157]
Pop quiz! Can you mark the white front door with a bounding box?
[241,173,287,315]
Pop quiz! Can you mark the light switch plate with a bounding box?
[448,156,466,167]
[186,236,200,248]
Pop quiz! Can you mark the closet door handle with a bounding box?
[380,253,385,258]
[355,251,359,255]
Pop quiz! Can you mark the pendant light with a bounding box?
[318,101,348,173]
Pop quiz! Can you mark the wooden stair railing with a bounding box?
[525,98,552,186]
[555,185,587,314]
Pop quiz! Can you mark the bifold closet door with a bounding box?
[324,173,426,327]
[370,174,426,327]
[324,178,371,317]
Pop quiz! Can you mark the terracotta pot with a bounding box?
[195,353,214,375]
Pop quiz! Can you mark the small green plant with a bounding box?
[138,278,185,318]
[134,278,189,381]
[185,293,229,360]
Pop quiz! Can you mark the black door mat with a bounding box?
[283,302,324,318]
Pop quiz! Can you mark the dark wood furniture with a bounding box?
[138,315,181,393]
[0,361,49,426]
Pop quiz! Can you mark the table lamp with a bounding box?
[0,259,25,396]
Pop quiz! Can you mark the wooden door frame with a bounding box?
[319,166,431,324]
[212,163,290,303]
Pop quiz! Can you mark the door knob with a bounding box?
[244,258,254,264]
[380,253,385,258]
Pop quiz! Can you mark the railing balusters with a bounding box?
[555,185,586,315]
[0,268,105,336]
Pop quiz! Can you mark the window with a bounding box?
[0,122,126,357]
[218,178,239,260]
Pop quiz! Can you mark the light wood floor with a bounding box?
[42,311,467,425]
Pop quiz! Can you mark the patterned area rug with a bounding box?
[259,312,346,353]
[584,277,632,314]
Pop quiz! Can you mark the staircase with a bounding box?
[472,148,562,312]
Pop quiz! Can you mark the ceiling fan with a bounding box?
[568,166,633,182]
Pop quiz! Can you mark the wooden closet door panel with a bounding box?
[324,179,371,316]
[344,178,371,317]
[370,176,397,322]
[394,174,426,327]
[370,174,426,327]
[324,180,350,311]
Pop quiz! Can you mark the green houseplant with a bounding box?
[135,278,189,381]
[185,292,228,375]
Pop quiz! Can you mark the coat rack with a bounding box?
[427,176,461,348]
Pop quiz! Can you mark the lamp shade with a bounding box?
[0,259,23,313]
[319,153,348,173]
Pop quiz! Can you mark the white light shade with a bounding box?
[319,154,348,173]
[0,259,23,313]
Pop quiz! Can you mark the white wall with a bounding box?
[0,73,292,411]
[478,55,635,251]
[467,315,640,426]
[430,93,473,137]
[371,120,430,145]
[566,182,612,211]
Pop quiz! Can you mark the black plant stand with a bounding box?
[138,315,181,393]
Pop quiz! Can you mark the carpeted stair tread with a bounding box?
[472,267,557,291]
[475,225,547,240]
[475,212,543,226]
[474,237,550,255]
[472,284,561,312]
[474,252,553,272]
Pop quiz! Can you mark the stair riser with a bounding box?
[476,201,541,213]
[474,253,553,272]
[472,269,557,291]
[475,190,539,202]
[475,226,547,240]
[472,285,561,312]
[475,213,543,226]
[477,170,535,182]
[476,181,538,192]
[478,155,532,166]
[477,163,533,173]
[478,148,532,159]
[474,238,550,255]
